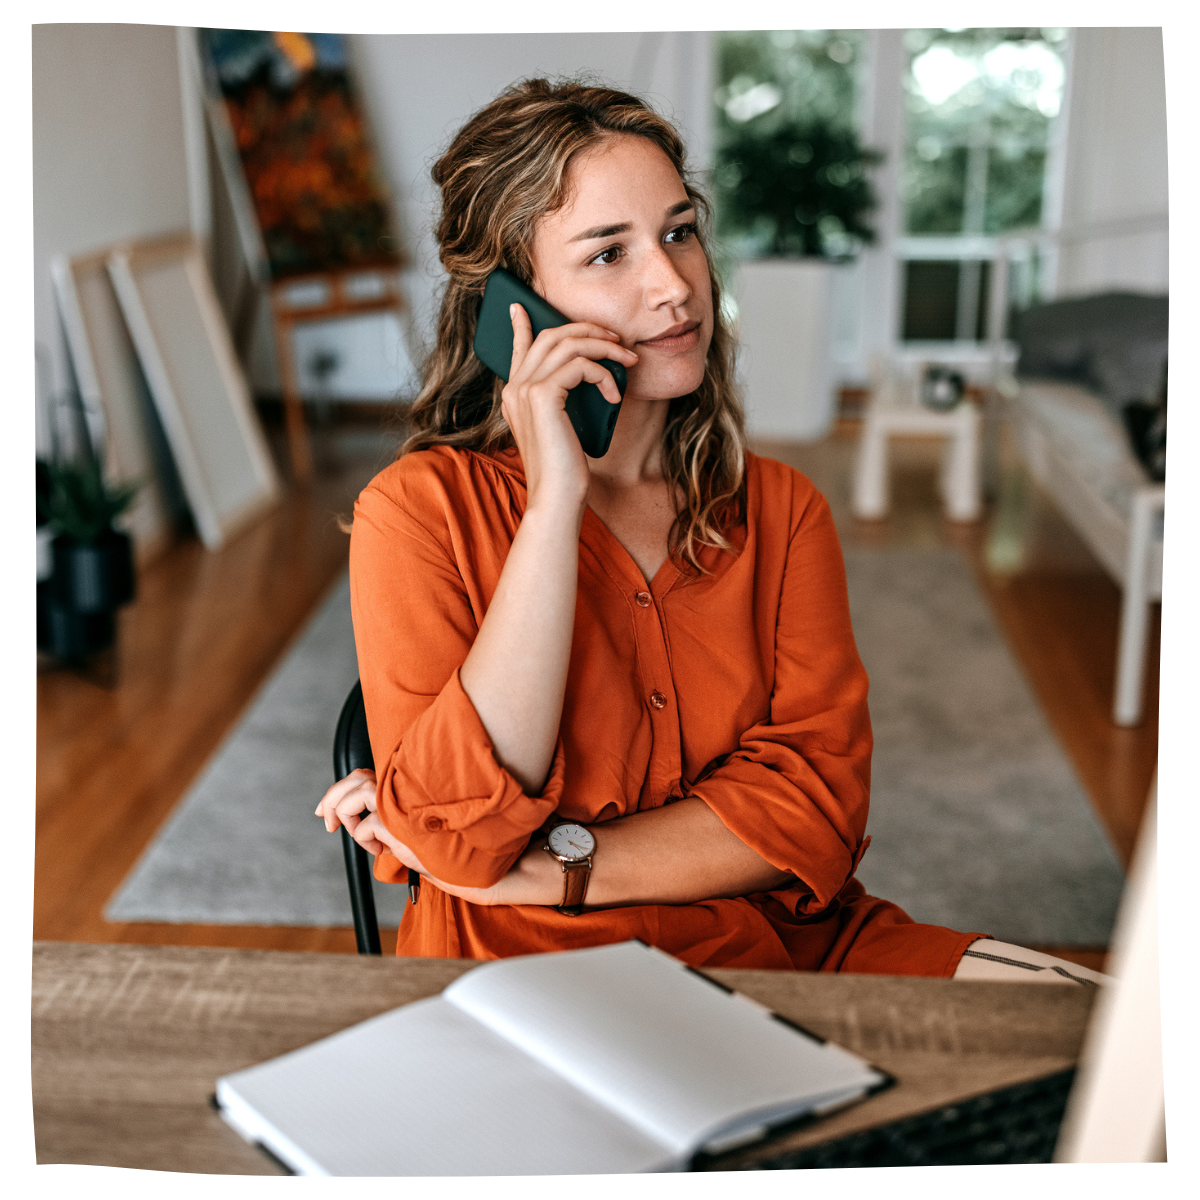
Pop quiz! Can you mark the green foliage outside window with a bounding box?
[713,31,882,260]
[901,28,1066,235]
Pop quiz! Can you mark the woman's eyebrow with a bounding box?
[571,221,630,243]
[569,200,696,243]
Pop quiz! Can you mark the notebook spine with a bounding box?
[685,964,734,993]
[770,1010,827,1045]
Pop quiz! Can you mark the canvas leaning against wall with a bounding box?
[108,234,282,551]
[51,250,189,565]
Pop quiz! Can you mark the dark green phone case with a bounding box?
[473,268,626,458]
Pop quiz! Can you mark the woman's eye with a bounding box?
[590,246,622,266]
[665,222,697,244]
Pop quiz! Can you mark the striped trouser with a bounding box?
[953,940,1110,986]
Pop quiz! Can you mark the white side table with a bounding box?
[852,392,982,522]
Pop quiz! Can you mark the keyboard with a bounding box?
[744,1068,1077,1168]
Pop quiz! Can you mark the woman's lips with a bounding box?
[638,320,702,352]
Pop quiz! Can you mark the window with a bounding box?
[899,27,1067,341]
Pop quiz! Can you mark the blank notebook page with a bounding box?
[219,995,671,1176]
[445,940,883,1154]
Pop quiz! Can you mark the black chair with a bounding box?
[332,680,383,954]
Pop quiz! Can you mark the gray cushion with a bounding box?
[1012,292,1168,416]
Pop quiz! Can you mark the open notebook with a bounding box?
[215,939,889,1175]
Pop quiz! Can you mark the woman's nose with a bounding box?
[642,248,692,309]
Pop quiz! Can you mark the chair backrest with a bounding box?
[334,679,374,779]
[333,680,382,954]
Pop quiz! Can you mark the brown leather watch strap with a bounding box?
[559,860,591,916]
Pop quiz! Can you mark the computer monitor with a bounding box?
[1054,775,1165,1162]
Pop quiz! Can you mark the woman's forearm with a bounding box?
[583,798,793,906]
[498,797,794,908]
[458,499,585,796]
[455,304,636,798]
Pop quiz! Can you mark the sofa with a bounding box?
[1004,292,1167,726]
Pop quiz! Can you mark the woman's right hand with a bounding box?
[501,303,637,508]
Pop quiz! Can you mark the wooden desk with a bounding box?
[32,941,1094,1175]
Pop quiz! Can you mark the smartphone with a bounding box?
[473,268,626,458]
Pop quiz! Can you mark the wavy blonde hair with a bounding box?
[402,77,746,571]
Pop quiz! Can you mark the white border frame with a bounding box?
[107,233,281,550]
[49,252,109,459]
[50,246,185,563]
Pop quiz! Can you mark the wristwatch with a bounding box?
[543,822,595,916]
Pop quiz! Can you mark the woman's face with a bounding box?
[528,134,714,404]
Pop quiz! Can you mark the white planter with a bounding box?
[733,258,837,442]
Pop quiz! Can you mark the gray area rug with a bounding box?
[845,548,1123,944]
[106,573,409,927]
[107,549,1124,943]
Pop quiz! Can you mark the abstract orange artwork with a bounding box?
[201,29,401,279]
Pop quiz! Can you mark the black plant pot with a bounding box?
[51,529,135,615]
[37,592,116,661]
[39,529,134,665]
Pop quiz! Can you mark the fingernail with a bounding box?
[510,304,518,318]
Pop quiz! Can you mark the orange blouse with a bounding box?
[350,445,983,976]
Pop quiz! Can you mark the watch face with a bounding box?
[548,823,594,861]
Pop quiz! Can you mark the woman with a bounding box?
[318,78,1103,985]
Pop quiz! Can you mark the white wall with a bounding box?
[1053,28,1168,296]
[845,29,908,382]
[33,24,192,449]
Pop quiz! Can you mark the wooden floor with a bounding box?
[36,411,1157,973]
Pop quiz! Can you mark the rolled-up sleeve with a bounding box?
[349,467,561,888]
[685,487,872,916]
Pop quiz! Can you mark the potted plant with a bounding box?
[37,457,139,662]
[714,110,882,441]
[714,118,882,261]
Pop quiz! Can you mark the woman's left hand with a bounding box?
[351,818,559,907]
[315,767,378,836]
[318,772,559,906]
[315,769,429,870]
